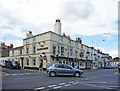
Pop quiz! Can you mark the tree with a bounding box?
[113,57,120,61]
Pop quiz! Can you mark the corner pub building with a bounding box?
[0,19,110,70]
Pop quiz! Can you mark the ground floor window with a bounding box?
[66,60,68,65]
[39,59,43,64]
[80,62,84,66]
[26,58,29,65]
[33,59,36,66]
[63,60,65,64]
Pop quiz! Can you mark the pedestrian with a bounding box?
[72,62,74,68]
[47,62,50,68]
[39,62,43,71]
[118,64,120,73]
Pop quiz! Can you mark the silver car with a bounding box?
[47,64,83,77]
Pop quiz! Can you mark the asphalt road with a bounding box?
[1,68,120,91]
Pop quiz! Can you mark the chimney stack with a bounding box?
[54,19,61,35]
[26,31,33,38]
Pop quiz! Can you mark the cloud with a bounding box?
[0,0,118,36]
[0,39,23,48]
[0,27,26,39]
[94,47,118,58]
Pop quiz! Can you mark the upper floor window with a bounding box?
[20,49,22,55]
[61,47,64,55]
[33,46,36,53]
[53,46,56,55]
[59,36,63,43]
[26,48,29,55]
[33,37,36,42]
[75,50,78,58]
[67,48,69,56]
[26,39,29,44]
[70,49,73,56]
[75,42,78,47]
[87,47,89,51]
[58,46,60,54]
[81,44,83,49]
[68,40,71,45]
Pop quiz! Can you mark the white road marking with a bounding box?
[14,76,43,80]
[48,85,57,87]
[108,85,120,87]
[72,82,79,85]
[64,84,71,87]
[53,86,62,89]
[87,81,107,84]
[11,73,39,76]
[35,87,45,90]
[59,83,66,85]
[67,81,74,83]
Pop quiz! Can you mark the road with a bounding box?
[1,68,120,91]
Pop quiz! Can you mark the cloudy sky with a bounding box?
[0,0,119,58]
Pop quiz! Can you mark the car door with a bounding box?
[62,65,74,75]
[54,64,65,75]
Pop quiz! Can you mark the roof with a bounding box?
[13,46,23,50]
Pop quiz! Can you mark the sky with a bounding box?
[0,0,119,58]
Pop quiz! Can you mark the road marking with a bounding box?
[53,86,62,89]
[48,85,57,87]
[14,76,43,80]
[67,81,74,83]
[72,82,79,84]
[64,84,71,87]
[59,83,66,85]
[11,73,40,76]
[35,87,45,90]
[114,72,120,75]
[87,81,107,84]
[108,85,120,87]
[0,71,9,77]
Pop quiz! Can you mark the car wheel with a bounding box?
[49,72,56,77]
[74,72,80,77]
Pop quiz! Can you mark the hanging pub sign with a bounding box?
[80,52,84,57]
[43,56,47,60]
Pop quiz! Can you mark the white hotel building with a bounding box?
[0,19,110,70]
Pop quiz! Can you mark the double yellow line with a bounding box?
[0,71,9,77]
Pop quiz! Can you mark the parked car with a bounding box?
[112,65,118,69]
[5,61,21,69]
[0,63,5,67]
[105,65,114,69]
[47,64,83,77]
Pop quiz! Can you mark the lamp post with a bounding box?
[97,40,105,50]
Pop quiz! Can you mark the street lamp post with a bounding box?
[97,40,105,50]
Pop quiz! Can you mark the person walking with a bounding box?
[72,62,74,68]
[39,62,43,71]
[118,63,120,73]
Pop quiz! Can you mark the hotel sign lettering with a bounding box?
[37,47,48,50]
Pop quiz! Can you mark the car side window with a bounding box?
[55,64,63,68]
[63,65,72,69]
[55,64,59,68]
